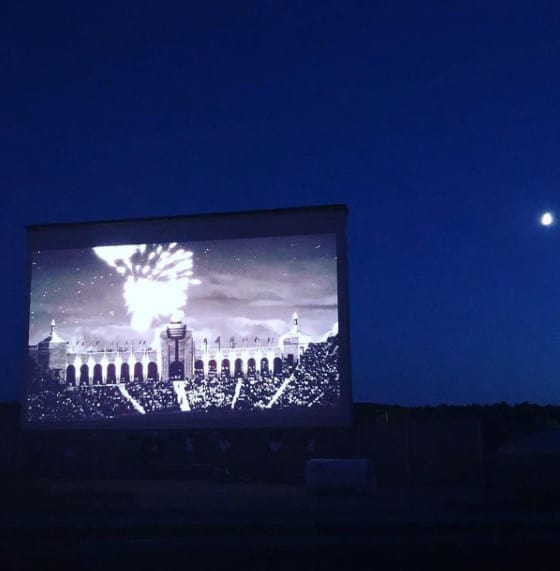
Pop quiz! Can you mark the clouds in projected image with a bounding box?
[28,234,338,346]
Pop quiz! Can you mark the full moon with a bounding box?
[540,212,554,226]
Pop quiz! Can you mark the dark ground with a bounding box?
[3,402,560,568]
[2,478,560,570]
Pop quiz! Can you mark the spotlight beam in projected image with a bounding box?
[93,243,200,331]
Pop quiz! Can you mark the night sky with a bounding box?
[2,2,560,405]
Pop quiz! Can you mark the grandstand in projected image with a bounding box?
[23,206,350,429]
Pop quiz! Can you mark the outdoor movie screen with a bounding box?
[23,205,351,429]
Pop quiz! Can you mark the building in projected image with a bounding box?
[28,313,313,389]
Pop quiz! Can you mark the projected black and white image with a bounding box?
[26,234,341,425]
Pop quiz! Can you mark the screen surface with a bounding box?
[24,206,350,429]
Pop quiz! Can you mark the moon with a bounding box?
[540,212,554,226]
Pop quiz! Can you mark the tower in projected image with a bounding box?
[160,320,194,381]
[29,320,68,387]
[280,312,311,367]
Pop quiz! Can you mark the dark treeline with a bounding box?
[355,401,560,452]
[3,400,560,454]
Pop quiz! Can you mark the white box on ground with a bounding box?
[305,458,375,494]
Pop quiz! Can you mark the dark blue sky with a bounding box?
[2,1,560,405]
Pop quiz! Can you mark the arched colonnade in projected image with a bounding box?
[194,356,283,377]
[65,360,159,386]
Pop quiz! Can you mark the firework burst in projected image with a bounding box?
[93,243,200,331]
